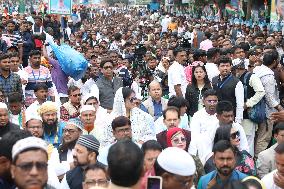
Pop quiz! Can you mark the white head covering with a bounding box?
[80,105,96,114]
[0,102,8,110]
[157,147,196,176]
[26,114,42,123]
[12,137,47,160]
[112,87,127,117]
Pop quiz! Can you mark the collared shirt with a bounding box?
[0,71,22,97]
[140,99,163,120]
[197,170,247,189]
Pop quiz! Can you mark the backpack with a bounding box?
[243,72,266,124]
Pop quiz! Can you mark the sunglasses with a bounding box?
[129,97,137,103]
[72,93,82,97]
[172,137,186,144]
[103,66,113,70]
[15,162,48,172]
[230,131,240,139]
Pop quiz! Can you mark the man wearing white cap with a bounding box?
[49,118,83,179]
[25,114,43,138]
[154,147,196,189]
[0,102,19,137]
[80,105,104,142]
[10,137,57,189]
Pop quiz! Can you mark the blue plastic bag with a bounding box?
[50,43,88,81]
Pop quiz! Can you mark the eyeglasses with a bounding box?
[103,65,113,70]
[63,128,77,134]
[116,127,132,134]
[230,131,240,139]
[171,137,186,144]
[85,179,109,187]
[15,162,48,172]
[205,100,218,104]
[129,97,137,103]
[71,93,82,97]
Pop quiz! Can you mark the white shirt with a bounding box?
[49,148,73,177]
[168,61,188,97]
[161,17,171,32]
[234,81,245,124]
[190,108,219,137]
[81,78,96,97]
[262,170,282,189]
[205,63,219,82]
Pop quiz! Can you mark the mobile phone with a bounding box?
[147,176,162,189]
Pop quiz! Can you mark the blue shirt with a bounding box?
[197,170,247,189]
[140,100,163,121]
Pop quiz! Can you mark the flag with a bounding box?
[225,4,237,15]
[238,1,245,17]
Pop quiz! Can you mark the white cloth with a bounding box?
[49,148,73,177]
[205,63,219,82]
[262,170,282,189]
[48,165,61,189]
[60,175,70,189]
[235,81,245,124]
[101,88,156,147]
[161,17,171,32]
[81,78,96,97]
[26,100,40,116]
[168,61,188,97]
[202,120,249,156]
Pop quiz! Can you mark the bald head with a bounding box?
[149,81,162,101]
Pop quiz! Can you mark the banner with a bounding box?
[49,0,72,15]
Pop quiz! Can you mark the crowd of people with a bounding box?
[0,5,284,189]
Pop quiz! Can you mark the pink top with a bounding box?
[200,39,213,51]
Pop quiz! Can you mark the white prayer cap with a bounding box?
[157,147,196,176]
[0,102,7,110]
[80,105,96,114]
[12,137,47,160]
[26,114,43,123]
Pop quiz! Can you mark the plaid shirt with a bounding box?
[0,72,23,97]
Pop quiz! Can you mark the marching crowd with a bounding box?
[0,6,284,189]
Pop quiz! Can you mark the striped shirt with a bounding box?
[24,65,54,106]
[2,32,23,47]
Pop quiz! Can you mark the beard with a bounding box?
[217,166,234,176]
[43,120,58,136]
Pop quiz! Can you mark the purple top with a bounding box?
[49,58,68,95]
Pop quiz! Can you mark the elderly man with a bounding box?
[0,102,19,137]
[60,135,101,189]
[10,137,57,189]
[38,101,65,148]
[141,81,168,121]
[79,105,102,141]
[49,118,83,179]
[154,147,196,189]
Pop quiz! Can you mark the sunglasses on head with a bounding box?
[230,131,240,139]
